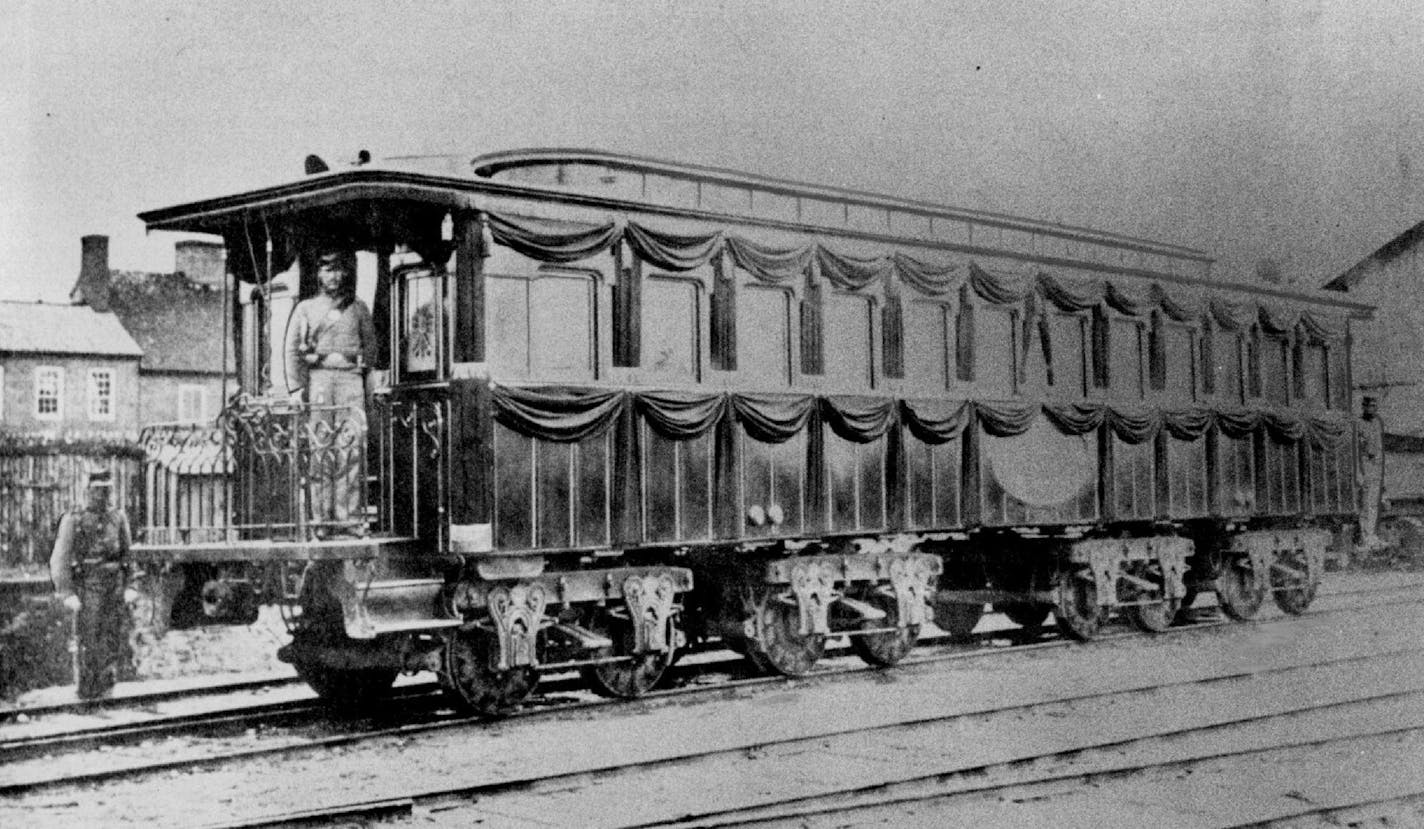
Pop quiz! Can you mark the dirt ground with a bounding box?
[4,569,1421,828]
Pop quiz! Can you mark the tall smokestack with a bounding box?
[72,235,111,312]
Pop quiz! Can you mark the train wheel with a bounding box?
[440,630,538,715]
[1125,598,1180,633]
[1053,573,1107,641]
[1215,558,1266,621]
[747,591,825,677]
[850,589,921,667]
[292,660,396,710]
[934,600,984,643]
[1172,587,1201,625]
[998,603,1051,639]
[580,612,673,699]
[1270,549,1318,616]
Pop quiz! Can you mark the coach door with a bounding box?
[375,260,451,549]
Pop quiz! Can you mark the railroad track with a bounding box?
[207,633,1424,827]
[7,573,1419,724]
[3,577,1417,804]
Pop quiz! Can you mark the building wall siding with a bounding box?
[0,355,140,434]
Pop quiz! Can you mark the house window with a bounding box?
[178,385,207,422]
[35,366,63,420]
[87,369,114,420]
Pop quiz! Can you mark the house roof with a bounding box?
[1324,218,1424,292]
[106,271,235,374]
[0,301,143,358]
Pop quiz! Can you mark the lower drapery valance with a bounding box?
[489,383,1353,449]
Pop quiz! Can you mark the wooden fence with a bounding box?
[0,437,143,568]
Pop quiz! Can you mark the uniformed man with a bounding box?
[49,469,136,699]
[1357,395,1386,552]
[283,246,379,537]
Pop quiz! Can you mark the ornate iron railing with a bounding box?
[139,394,373,543]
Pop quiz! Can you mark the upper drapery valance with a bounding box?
[478,211,1349,338]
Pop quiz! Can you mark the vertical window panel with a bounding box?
[642,277,700,380]
[769,435,805,535]
[905,436,962,529]
[536,440,572,548]
[493,425,534,549]
[644,430,679,542]
[1167,437,1208,516]
[576,433,610,546]
[858,438,886,530]
[1263,336,1289,405]
[738,431,802,537]
[974,307,1015,397]
[1217,433,1256,517]
[681,433,713,540]
[486,276,530,373]
[1163,324,1195,400]
[1050,314,1086,397]
[401,268,441,376]
[1302,343,1327,405]
[1110,319,1142,398]
[530,275,596,377]
[738,286,792,386]
[825,294,874,388]
[906,301,951,388]
[1112,437,1156,520]
[826,434,859,532]
[1213,331,1243,404]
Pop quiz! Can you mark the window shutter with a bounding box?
[883,292,904,379]
[800,275,824,375]
[955,285,975,382]
[710,254,737,371]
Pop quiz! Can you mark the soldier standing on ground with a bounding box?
[283,246,379,537]
[49,469,136,699]
[1357,395,1386,552]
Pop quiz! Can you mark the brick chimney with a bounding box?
[71,234,111,312]
[175,240,228,289]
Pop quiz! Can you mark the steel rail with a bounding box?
[2,578,1414,775]
[634,699,1424,828]
[205,645,1424,828]
[5,574,1414,725]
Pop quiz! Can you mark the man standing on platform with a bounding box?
[284,245,379,537]
[49,469,136,699]
[1357,395,1386,552]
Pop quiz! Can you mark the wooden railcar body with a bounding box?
[133,149,1373,708]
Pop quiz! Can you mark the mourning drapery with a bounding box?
[488,382,1352,451]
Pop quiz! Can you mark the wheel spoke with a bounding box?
[1054,572,1106,641]
[440,630,537,715]
[851,588,922,667]
[581,611,674,699]
[1216,558,1266,621]
[747,589,825,677]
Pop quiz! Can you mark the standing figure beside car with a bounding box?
[49,469,136,699]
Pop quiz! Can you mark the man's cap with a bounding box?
[86,469,113,488]
[1363,395,1379,405]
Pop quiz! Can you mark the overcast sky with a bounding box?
[3,0,1422,301]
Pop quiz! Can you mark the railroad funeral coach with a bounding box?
[133,148,1372,712]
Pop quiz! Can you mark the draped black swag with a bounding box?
[488,383,1351,450]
